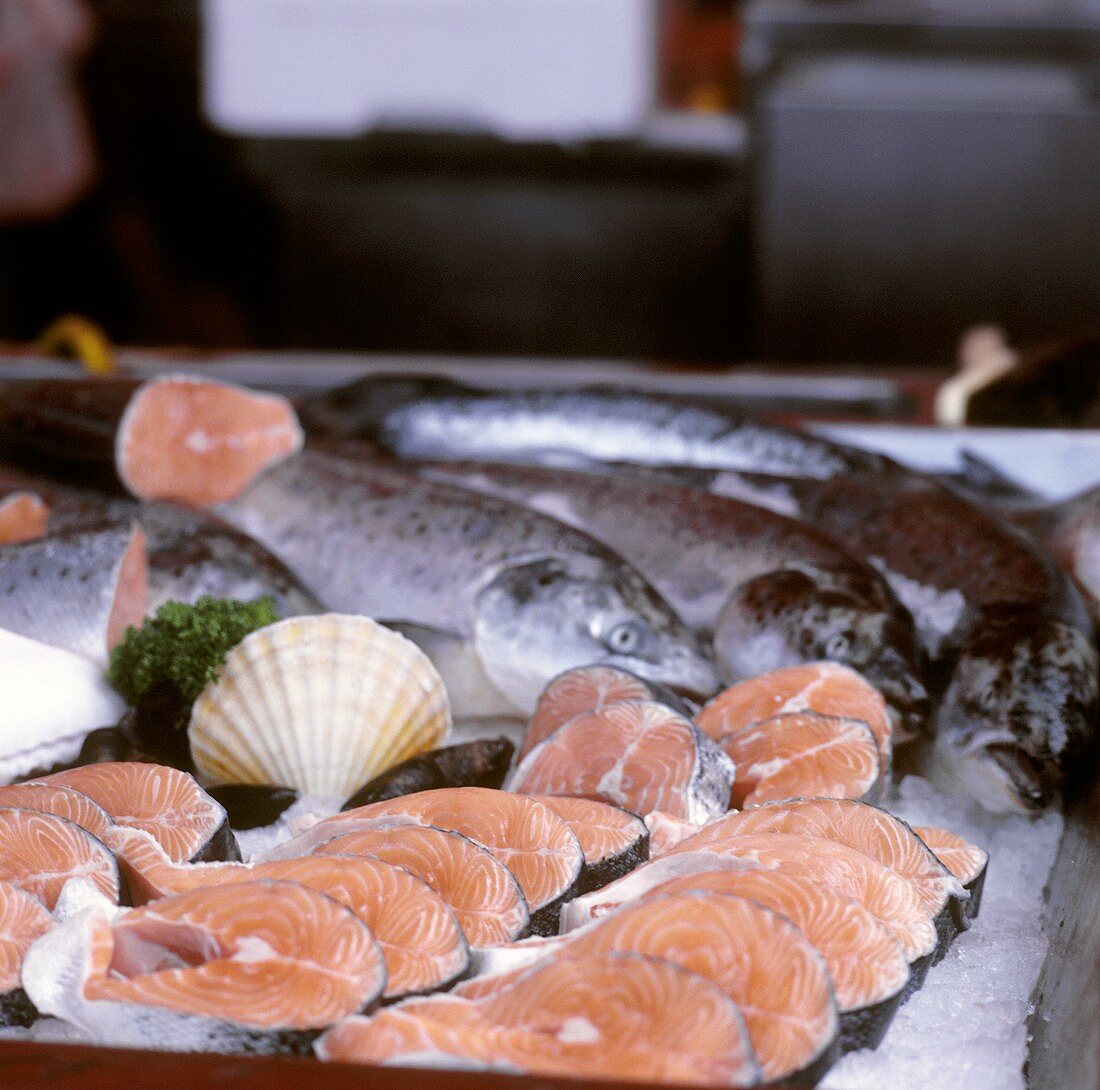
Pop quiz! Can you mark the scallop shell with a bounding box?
[189,615,451,798]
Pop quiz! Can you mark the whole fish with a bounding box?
[602,462,1098,814]
[0,520,147,666]
[0,472,322,619]
[417,459,928,737]
[297,376,890,478]
[213,450,721,718]
[1007,484,1100,609]
[929,458,1100,610]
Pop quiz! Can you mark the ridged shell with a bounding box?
[189,615,451,798]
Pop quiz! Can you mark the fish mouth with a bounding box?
[931,738,1059,814]
[984,745,1059,813]
[866,658,931,744]
[604,651,721,710]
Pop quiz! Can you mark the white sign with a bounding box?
[202,0,655,140]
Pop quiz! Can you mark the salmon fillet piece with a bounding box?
[318,952,764,1087]
[38,762,238,863]
[697,663,893,770]
[507,701,734,824]
[105,825,469,999]
[0,807,118,909]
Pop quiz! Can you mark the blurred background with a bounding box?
[1,0,1099,369]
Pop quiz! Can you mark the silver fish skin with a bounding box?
[417,459,928,737]
[214,450,721,716]
[0,520,145,666]
[597,461,1099,814]
[296,377,889,479]
[0,473,322,619]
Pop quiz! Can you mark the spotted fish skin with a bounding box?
[214,451,720,717]
[297,376,889,479]
[418,459,928,736]
[598,462,1099,814]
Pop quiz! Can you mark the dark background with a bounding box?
[1,0,1098,365]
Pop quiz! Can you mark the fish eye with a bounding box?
[605,620,647,656]
[824,631,853,660]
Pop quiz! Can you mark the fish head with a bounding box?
[713,569,929,736]
[471,554,721,714]
[932,611,1099,813]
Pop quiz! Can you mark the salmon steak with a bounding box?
[0,783,111,839]
[685,800,967,955]
[0,490,48,545]
[633,870,908,1052]
[913,825,989,920]
[308,823,530,948]
[718,711,882,808]
[659,837,938,973]
[0,880,54,1027]
[105,826,469,999]
[0,520,147,666]
[696,663,894,769]
[506,701,734,825]
[521,796,649,894]
[456,891,838,1085]
[37,762,239,864]
[22,879,387,1054]
[286,789,582,936]
[644,811,699,857]
[0,807,119,909]
[318,952,764,1087]
[116,375,304,508]
[521,665,685,762]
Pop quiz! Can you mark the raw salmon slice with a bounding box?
[552,892,838,1083]
[0,491,48,545]
[311,824,529,948]
[0,783,111,839]
[461,935,570,994]
[0,880,54,1026]
[697,663,893,771]
[22,879,387,1053]
[0,520,147,665]
[662,836,937,971]
[0,807,119,908]
[720,712,882,808]
[303,789,580,936]
[318,952,764,1088]
[521,795,648,894]
[506,701,734,825]
[116,375,304,508]
[631,871,908,1052]
[913,826,988,920]
[644,810,699,857]
[105,826,469,999]
[37,762,238,864]
[689,800,966,955]
[521,665,676,762]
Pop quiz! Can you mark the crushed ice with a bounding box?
[3,775,1062,1084]
[822,775,1062,1090]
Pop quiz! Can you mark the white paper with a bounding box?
[202,0,654,140]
